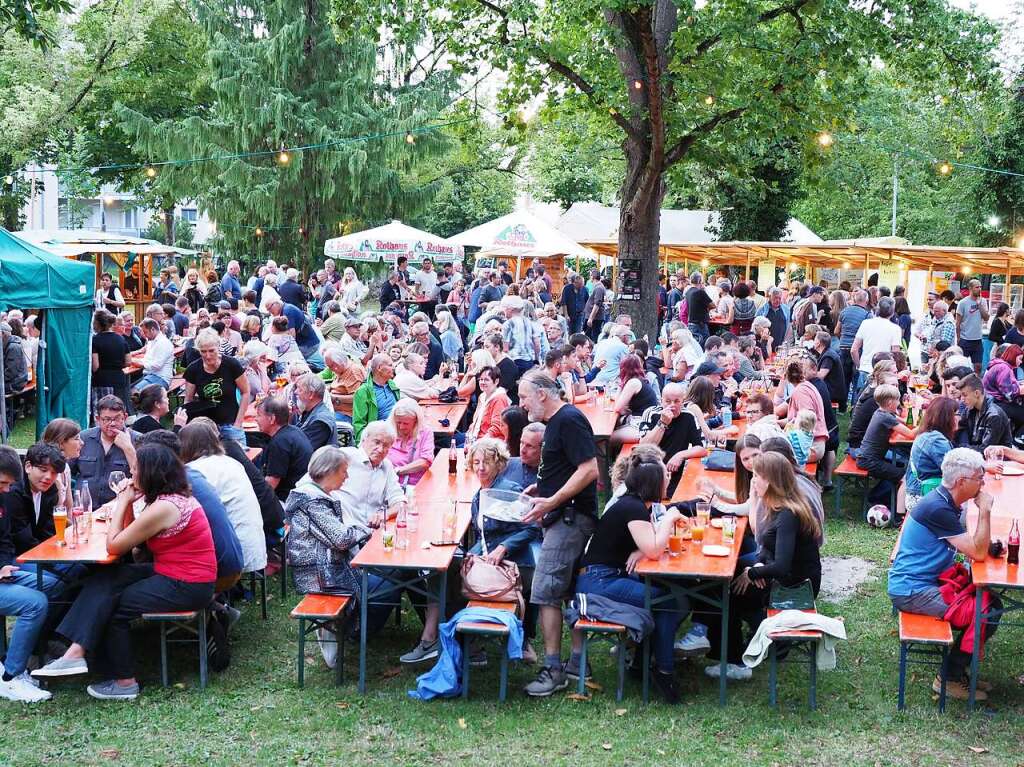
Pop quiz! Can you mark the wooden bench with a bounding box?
[897,611,954,712]
[576,617,628,701]
[455,600,518,701]
[833,454,871,517]
[766,607,823,710]
[142,608,210,689]
[290,594,351,687]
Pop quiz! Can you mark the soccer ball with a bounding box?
[866,504,892,528]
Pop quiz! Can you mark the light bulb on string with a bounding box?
[633,80,643,90]
[255,227,264,237]
[103,195,115,206]
[3,175,14,185]
[405,133,415,145]
[700,258,709,268]
[842,261,851,270]
[987,215,1000,228]
[816,131,834,148]
[938,161,952,176]
[703,95,715,106]
[277,149,290,165]
[145,166,157,178]
[961,264,971,274]
[298,227,306,236]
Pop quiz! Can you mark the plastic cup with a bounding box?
[382,529,395,552]
[722,515,737,545]
[668,534,683,556]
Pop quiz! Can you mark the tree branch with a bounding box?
[678,0,811,66]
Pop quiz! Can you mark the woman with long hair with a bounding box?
[701,451,822,681]
[610,353,659,448]
[340,267,368,312]
[847,359,898,455]
[697,433,762,515]
[668,327,703,382]
[983,343,1024,431]
[434,305,464,362]
[90,309,131,417]
[33,444,216,700]
[780,358,828,463]
[731,281,756,336]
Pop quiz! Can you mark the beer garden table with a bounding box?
[351,498,472,693]
[16,514,118,590]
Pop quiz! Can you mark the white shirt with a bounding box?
[143,331,175,382]
[189,455,267,572]
[95,286,124,310]
[413,269,440,300]
[336,448,404,527]
[259,284,282,314]
[854,316,903,373]
[394,366,441,401]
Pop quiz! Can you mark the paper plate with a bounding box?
[710,518,724,528]
[1001,463,1024,476]
[702,544,730,557]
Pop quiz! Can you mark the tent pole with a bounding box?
[745,251,751,281]
[1006,259,1012,305]
[863,254,870,289]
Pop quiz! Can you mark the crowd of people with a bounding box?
[0,255,1013,705]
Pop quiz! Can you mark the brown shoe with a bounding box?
[932,675,987,701]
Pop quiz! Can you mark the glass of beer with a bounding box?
[696,502,711,531]
[53,506,68,546]
[442,504,458,543]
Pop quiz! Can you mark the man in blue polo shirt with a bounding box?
[267,298,322,371]
[888,447,999,701]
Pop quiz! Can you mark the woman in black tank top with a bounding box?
[610,352,659,448]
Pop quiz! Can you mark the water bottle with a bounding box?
[395,507,409,550]
[405,485,418,533]
[722,407,732,428]
[79,480,92,512]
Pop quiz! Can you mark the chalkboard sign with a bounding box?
[618,258,642,301]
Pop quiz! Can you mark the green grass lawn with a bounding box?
[4,416,1024,766]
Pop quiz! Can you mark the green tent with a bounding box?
[0,228,94,439]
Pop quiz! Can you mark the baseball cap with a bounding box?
[344,317,363,327]
[696,360,725,376]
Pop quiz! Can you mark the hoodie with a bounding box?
[983,356,1018,403]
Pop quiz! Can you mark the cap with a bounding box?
[696,360,725,376]
[344,316,363,327]
[216,300,231,310]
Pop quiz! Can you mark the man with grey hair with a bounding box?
[502,422,544,488]
[319,300,347,343]
[888,447,1000,702]
[351,353,399,442]
[591,323,631,385]
[918,300,956,366]
[755,286,790,353]
[956,279,989,373]
[851,296,902,395]
[637,381,706,495]
[321,344,364,424]
[517,370,598,697]
[837,288,871,400]
[221,259,242,309]
[295,373,338,450]
[278,266,306,308]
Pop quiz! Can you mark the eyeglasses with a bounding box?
[98,416,123,425]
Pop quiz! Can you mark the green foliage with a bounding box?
[56,131,101,230]
[0,0,70,49]
[174,217,195,250]
[712,141,804,241]
[526,111,622,209]
[971,76,1024,247]
[793,69,999,245]
[141,216,166,244]
[116,0,448,273]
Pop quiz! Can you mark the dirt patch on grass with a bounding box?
[819,556,876,602]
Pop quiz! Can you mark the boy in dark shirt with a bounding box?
[855,384,916,506]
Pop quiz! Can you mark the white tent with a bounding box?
[449,210,593,259]
[554,201,823,245]
[13,229,190,257]
[323,220,461,264]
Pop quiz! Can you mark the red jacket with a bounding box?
[938,563,994,657]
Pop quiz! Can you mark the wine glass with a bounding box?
[108,471,126,495]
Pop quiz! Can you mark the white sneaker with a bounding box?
[704,662,752,681]
[674,631,711,654]
[0,674,52,702]
[16,672,40,689]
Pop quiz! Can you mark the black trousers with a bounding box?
[995,399,1024,433]
[57,563,213,679]
[839,348,855,408]
[699,583,769,665]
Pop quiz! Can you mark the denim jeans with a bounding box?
[688,322,710,347]
[132,373,170,392]
[0,581,48,676]
[576,565,688,673]
[300,343,325,372]
[219,423,247,448]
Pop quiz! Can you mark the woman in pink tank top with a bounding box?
[33,443,216,701]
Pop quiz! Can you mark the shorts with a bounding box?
[960,338,982,365]
[530,514,596,607]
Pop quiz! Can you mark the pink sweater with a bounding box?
[786,381,828,443]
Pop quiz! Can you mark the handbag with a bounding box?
[704,449,735,472]
[437,386,460,403]
[460,555,525,616]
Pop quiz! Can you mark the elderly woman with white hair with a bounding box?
[434,305,463,361]
[386,399,434,485]
[340,267,368,312]
[393,351,450,401]
[258,272,282,314]
[667,327,703,382]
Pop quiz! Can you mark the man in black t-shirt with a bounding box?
[518,370,598,698]
[255,396,313,501]
[637,382,705,496]
[183,328,251,445]
[813,331,848,412]
[684,272,715,346]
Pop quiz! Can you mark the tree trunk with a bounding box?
[615,142,665,344]
[162,206,175,246]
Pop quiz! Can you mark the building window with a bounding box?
[123,207,138,229]
[181,208,198,223]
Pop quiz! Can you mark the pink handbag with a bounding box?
[460,555,524,616]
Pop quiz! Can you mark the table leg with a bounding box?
[719,579,729,707]
[968,586,983,712]
[358,570,369,694]
[642,576,651,704]
[438,569,448,625]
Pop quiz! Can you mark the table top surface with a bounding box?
[413,449,482,503]
[968,514,1024,588]
[635,517,746,580]
[351,498,472,571]
[418,399,470,436]
[574,399,621,440]
[670,459,737,505]
[16,516,118,566]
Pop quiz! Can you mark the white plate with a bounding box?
[702,544,730,557]
[1001,463,1024,476]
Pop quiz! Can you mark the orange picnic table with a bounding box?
[635,517,747,706]
[17,515,118,589]
[413,448,481,504]
[351,498,472,692]
[574,398,619,440]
